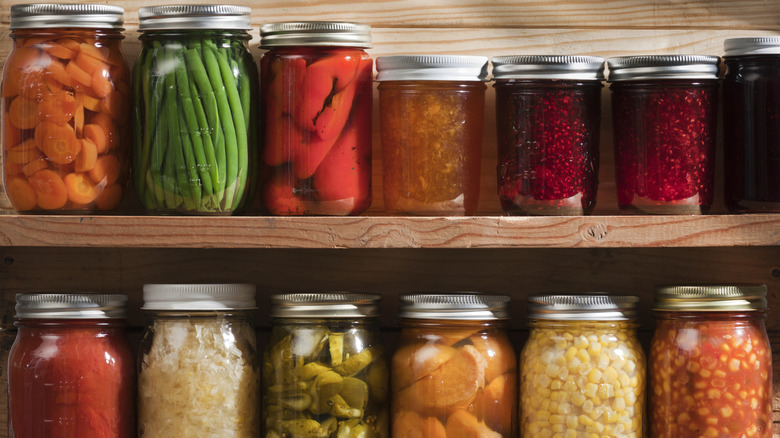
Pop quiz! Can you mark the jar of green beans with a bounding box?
[133,5,258,215]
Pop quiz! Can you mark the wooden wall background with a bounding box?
[1,0,780,436]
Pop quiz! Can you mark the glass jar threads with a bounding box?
[650,285,772,438]
[377,55,488,215]
[263,293,388,438]
[723,37,780,213]
[493,56,604,215]
[608,55,719,214]
[138,284,260,437]
[3,4,130,212]
[521,294,645,438]
[259,22,373,216]
[8,293,135,437]
[392,293,516,437]
[133,5,258,215]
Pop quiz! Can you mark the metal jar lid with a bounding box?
[527,294,639,321]
[270,293,380,318]
[654,285,767,311]
[724,37,780,56]
[376,55,489,81]
[142,284,257,310]
[398,293,510,320]
[607,55,720,81]
[260,22,371,48]
[15,293,128,319]
[10,4,124,30]
[138,5,252,31]
[492,55,605,80]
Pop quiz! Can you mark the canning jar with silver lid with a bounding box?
[392,293,516,437]
[263,293,388,438]
[608,55,719,214]
[520,294,645,438]
[493,55,605,216]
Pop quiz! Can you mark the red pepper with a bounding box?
[313,125,364,202]
[294,53,359,135]
[263,115,299,167]
[267,56,306,118]
[263,168,306,215]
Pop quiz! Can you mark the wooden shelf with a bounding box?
[0,214,778,249]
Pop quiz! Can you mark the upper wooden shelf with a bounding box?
[0,214,778,249]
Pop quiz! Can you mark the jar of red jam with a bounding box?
[8,293,135,437]
[723,37,780,213]
[2,4,131,213]
[377,56,488,215]
[608,55,719,214]
[259,22,373,216]
[493,56,604,215]
[650,285,772,438]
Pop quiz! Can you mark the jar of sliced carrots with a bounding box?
[2,4,130,213]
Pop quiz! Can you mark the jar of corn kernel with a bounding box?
[520,294,645,438]
[650,285,772,438]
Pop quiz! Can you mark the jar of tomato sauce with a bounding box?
[259,22,373,216]
[392,293,516,437]
[8,293,135,437]
[650,285,772,438]
[377,55,488,215]
[3,4,131,213]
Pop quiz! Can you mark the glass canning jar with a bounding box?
[608,55,719,214]
[3,4,130,213]
[521,294,645,438]
[377,55,488,215]
[493,55,605,216]
[650,285,772,438]
[133,5,258,215]
[8,293,135,438]
[138,284,260,437]
[723,37,780,213]
[259,22,373,216]
[263,293,388,438]
[392,293,516,437]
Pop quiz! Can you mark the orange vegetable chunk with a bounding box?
[445,410,501,438]
[89,155,120,185]
[64,172,100,204]
[37,91,76,125]
[8,96,39,129]
[76,50,109,75]
[28,169,68,209]
[6,139,41,165]
[45,59,74,87]
[392,342,456,391]
[5,177,38,211]
[392,410,447,438]
[75,138,98,172]
[46,42,76,60]
[22,157,49,177]
[36,121,80,164]
[83,124,108,154]
[91,68,113,98]
[88,113,115,150]
[65,61,92,88]
[469,334,516,383]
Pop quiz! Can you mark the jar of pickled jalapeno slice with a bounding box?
[650,285,772,438]
[521,294,645,438]
[264,293,388,438]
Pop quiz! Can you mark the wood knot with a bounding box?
[581,223,608,243]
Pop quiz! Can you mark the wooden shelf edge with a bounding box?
[0,214,778,249]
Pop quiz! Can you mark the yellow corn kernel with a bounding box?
[550,414,565,424]
[597,354,610,370]
[576,349,590,363]
[563,380,577,393]
[546,364,560,378]
[557,402,571,415]
[565,430,577,438]
[624,360,636,373]
[582,400,594,413]
[578,362,592,376]
[605,410,617,423]
[537,411,551,422]
[602,366,618,383]
[566,415,578,429]
[574,335,588,349]
[588,341,602,356]
[729,358,740,372]
[551,380,563,390]
[614,397,626,411]
[590,406,604,421]
[557,366,570,380]
[629,376,639,388]
[571,392,587,407]
[552,424,565,433]
[537,374,552,388]
[588,369,603,384]
[565,346,578,362]
[578,415,593,426]
[598,383,614,399]
[618,373,630,387]
[584,383,598,398]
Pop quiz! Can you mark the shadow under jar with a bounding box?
[493,55,604,215]
[608,55,719,214]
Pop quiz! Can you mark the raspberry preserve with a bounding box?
[493,56,604,215]
[608,55,719,214]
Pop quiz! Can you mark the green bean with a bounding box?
[215,46,248,210]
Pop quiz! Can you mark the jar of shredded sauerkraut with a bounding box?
[138,284,260,437]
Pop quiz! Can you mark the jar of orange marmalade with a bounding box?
[650,285,772,438]
[3,4,130,213]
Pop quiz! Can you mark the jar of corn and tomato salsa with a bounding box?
[520,294,645,438]
[650,285,772,438]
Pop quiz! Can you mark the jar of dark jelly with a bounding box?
[723,37,780,213]
[608,55,719,214]
[493,56,604,215]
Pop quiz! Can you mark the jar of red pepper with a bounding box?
[723,37,780,213]
[650,285,772,438]
[608,55,719,214]
[259,22,373,216]
[493,56,604,215]
[8,293,135,437]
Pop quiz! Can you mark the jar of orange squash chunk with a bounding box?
[650,285,772,438]
[2,4,130,212]
[392,293,516,438]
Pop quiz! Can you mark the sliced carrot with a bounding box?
[95,183,122,210]
[44,76,65,94]
[46,42,76,60]
[392,411,447,438]
[3,121,21,151]
[64,172,100,204]
[57,39,81,53]
[16,68,48,100]
[101,90,128,121]
[6,139,41,165]
[37,91,76,125]
[65,61,92,88]
[28,169,68,209]
[83,124,107,154]
[78,43,110,63]
[35,121,80,164]
[75,138,98,172]
[8,96,39,130]
[77,91,101,112]
[6,177,38,211]
[4,161,24,177]
[22,157,49,177]
[8,46,42,68]
[76,50,110,76]
[88,113,115,150]
[74,101,85,137]
[89,154,120,185]
[45,59,74,87]
[91,68,113,98]
[21,38,49,48]
[3,69,21,97]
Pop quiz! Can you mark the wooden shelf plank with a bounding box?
[0,214,778,249]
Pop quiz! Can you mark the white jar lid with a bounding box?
[376,55,489,81]
[142,284,256,310]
